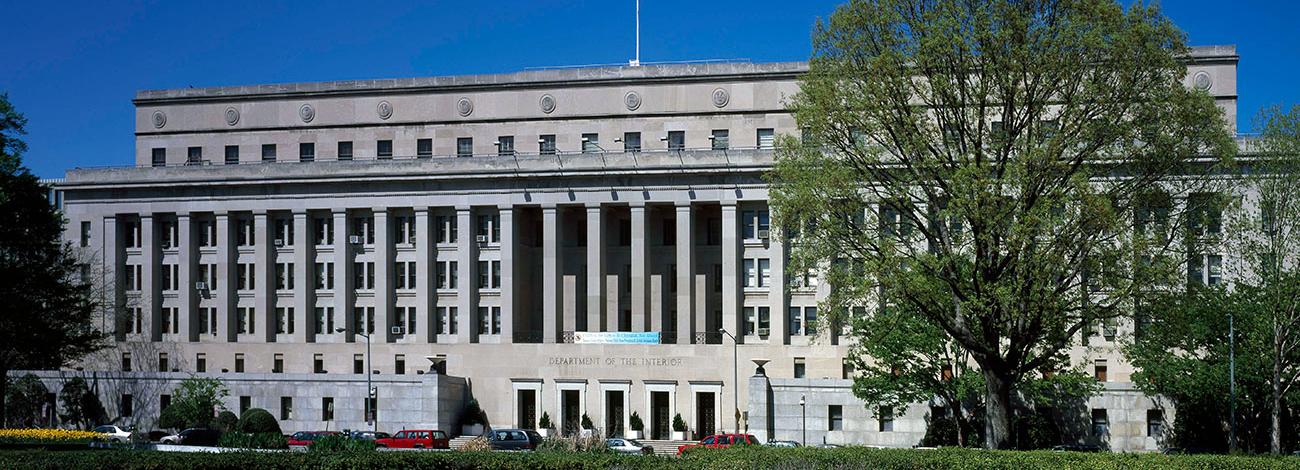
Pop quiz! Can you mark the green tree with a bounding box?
[160,377,229,430]
[236,408,281,434]
[4,374,50,427]
[770,0,1233,448]
[58,376,106,430]
[0,93,108,426]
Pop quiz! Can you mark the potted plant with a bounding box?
[537,412,554,438]
[579,413,595,438]
[628,411,644,439]
[459,399,486,437]
[671,413,688,441]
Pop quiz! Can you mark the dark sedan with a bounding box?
[487,429,543,451]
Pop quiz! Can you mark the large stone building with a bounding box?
[31,45,1240,451]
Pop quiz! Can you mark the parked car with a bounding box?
[374,429,449,449]
[767,440,800,448]
[676,434,760,455]
[486,428,543,451]
[92,425,132,443]
[174,428,223,446]
[159,432,181,444]
[347,430,391,441]
[606,437,653,455]
[286,431,340,447]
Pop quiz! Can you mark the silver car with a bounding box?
[606,437,652,455]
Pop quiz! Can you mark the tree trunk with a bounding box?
[983,367,1014,449]
[952,401,965,447]
[1272,339,1283,455]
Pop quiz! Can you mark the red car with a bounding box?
[677,433,760,455]
[374,429,450,449]
[286,431,340,447]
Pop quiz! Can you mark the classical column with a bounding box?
[770,220,788,344]
[215,212,236,342]
[332,210,353,341]
[629,203,650,332]
[675,203,694,345]
[374,208,392,343]
[499,205,515,343]
[721,203,741,343]
[293,211,312,342]
[542,205,562,343]
[586,204,605,332]
[456,207,475,343]
[140,214,159,341]
[253,211,274,343]
[415,208,434,343]
[178,213,196,342]
[103,216,124,340]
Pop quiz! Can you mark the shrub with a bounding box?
[672,413,687,433]
[235,408,280,434]
[458,436,490,452]
[0,428,104,444]
[538,411,553,429]
[157,406,185,431]
[214,411,238,433]
[218,431,288,450]
[536,435,610,453]
[308,433,375,452]
[629,411,644,432]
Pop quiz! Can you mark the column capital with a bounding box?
[252,210,269,217]
[675,202,693,210]
[721,201,738,210]
[586,203,602,212]
[292,211,309,219]
[456,206,472,213]
[331,208,349,216]
[139,213,155,220]
[497,203,514,211]
[371,206,389,214]
[176,212,192,221]
[213,211,230,219]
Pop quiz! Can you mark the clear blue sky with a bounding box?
[3,0,1297,179]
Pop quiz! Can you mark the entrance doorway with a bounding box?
[605,390,624,437]
[651,391,670,440]
[517,389,536,429]
[695,392,716,438]
[561,389,580,436]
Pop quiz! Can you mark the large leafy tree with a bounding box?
[160,377,230,430]
[771,0,1233,448]
[59,376,107,430]
[0,93,108,425]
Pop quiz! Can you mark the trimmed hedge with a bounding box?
[236,408,280,434]
[1,445,1299,469]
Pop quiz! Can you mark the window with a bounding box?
[666,131,685,150]
[315,262,335,290]
[353,306,375,334]
[198,221,216,247]
[1091,409,1109,437]
[196,353,206,373]
[794,357,806,379]
[273,353,284,373]
[225,145,239,164]
[353,354,364,374]
[322,397,334,421]
[314,354,325,373]
[78,221,91,247]
[756,128,775,149]
[337,141,353,161]
[120,394,133,417]
[275,263,295,290]
[298,142,315,162]
[477,214,500,243]
[438,306,459,335]
[828,405,843,431]
[417,138,433,158]
[353,262,375,290]
[623,132,641,153]
[1147,409,1164,437]
[199,307,217,335]
[125,264,142,291]
[377,140,393,159]
[121,352,132,371]
[160,221,178,249]
[129,307,143,334]
[234,353,245,373]
[710,129,729,150]
[1187,192,1223,237]
[396,306,417,336]
[353,216,375,245]
[457,137,473,157]
[436,215,457,244]
[878,407,894,432]
[237,307,255,335]
[842,358,855,379]
[743,259,756,288]
[158,352,169,372]
[187,146,202,164]
[151,148,166,167]
[275,307,295,335]
[477,306,501,334]
[237,263,255,291]
[395,216,416,245]
[261,144,277,163]
[239,396,250,414]
[395,354,406,375]
[582,133,599,153]
[790,306,817,336]
[315,307,335,336]
[1094,359,1108,382]
[742,258,771,288]
[496,136,515,156]
[741,210,771,240]
[396,261,416,290]
[1188,254,1223,287]
[274,218,294,246]
[314,218,333,246]
[161,264,178,291]
[237,219,254,247]
[436,261,458,289]
[477,260,502,289]
[539,134,557,155]
[280,396,293,420]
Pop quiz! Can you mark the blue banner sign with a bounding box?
[571,331,661,344]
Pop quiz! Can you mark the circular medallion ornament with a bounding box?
[539,94,556,114]
[376,100,393,120]
[711,88,730,108]
[456,98,474,117]
[151,110,167,129]
[299,104,316,123]
[224,107,240,126]
[1193,71,1212,91]
[624,91,642,111]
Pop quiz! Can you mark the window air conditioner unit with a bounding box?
[391,326,404,335]
[475,235,488,243]
[194,282,207,291]
[757,229,771,239]
[273,239,285,247]
[757,328,770,336]
[348,235,363,245]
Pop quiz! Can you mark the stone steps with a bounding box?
[449,436,480,450]
[636,439,697,456]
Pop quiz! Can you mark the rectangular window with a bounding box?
[261,144,277,163]
[275,263,295,290]
[757,128,775,149]
[234,353,245,373]
[353,216,375,245]
[829,405,843,431]
[582,133,599,153]
[758,259,771,287]
[623,132,641,153]
[1094,359,1108,382]
[280,396,293,420]
[225,145,239,164]
[539,134,556,155]
[743,259,756,288]
[478,261,490,289]
[457,137,473,157]
[314,354,325,373]
[237,307,254,335]
[187,146,202,164]
[314,262,334,290]
[275,307,295,335]
[878,407,894,432]
[353,354,364,374]
[158,353,170,373]
[794,357,806,379]
[667,130,685,150]
[337,141,353,161]
[476,214,500,243]
[121,394,133,417]
[272,353,284,373]
[497,136,515,156]
[1147,409,1164,437]
[743,307,756,335]
[710,129,729,150]
[417,138,433,158]
[196,353,206,373]
[478,306,491,334]
[151,148,166,167]
[314,218,333,246]
[239,396,250,414]
[395,216,416,245]
[121,352,132,371]
[436,215,457,244]
[395,354,406,375]
[842,358,855,379]
[377,140,393,159]
[1091,409,1109,437]
[322,397,334,421]
[79,221,91,247]
[198,221,216,247]
[237,219,254,247]
[299,142,315,162]
[315,307,335,336]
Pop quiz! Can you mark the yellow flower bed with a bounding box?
[0,428,106,442]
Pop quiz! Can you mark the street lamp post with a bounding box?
[799,394,806,445]
[719,328,738,434]
[338,327,375,434]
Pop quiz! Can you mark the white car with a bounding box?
[159,432,181,444]
[93,425,132,443]
[606,437,651,455]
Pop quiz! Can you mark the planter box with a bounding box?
[672,431,688,441]
[627,430,643,439]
